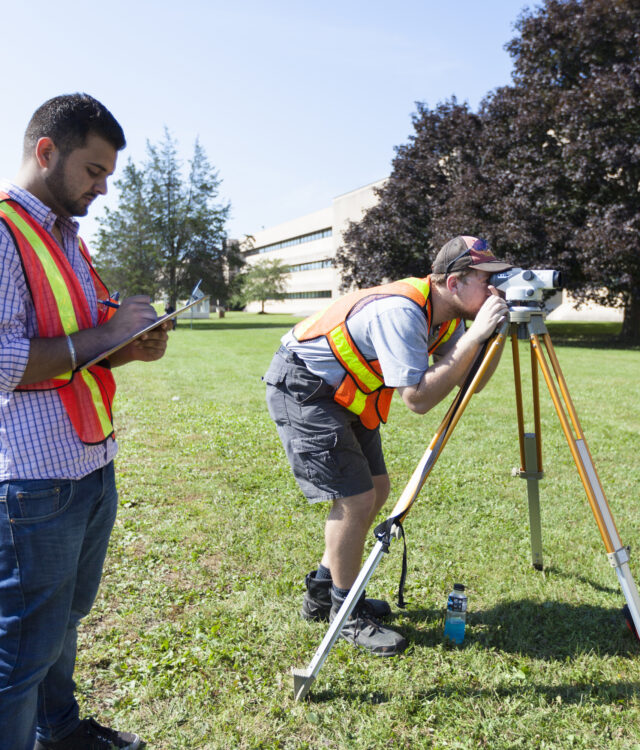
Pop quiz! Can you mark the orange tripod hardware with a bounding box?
[291,304,640,701]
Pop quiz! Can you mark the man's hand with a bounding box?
[103,295,159,340]
[19,296,169,385]
[104,297,170,367]
[466,287,508,343]
[108,325,169,366]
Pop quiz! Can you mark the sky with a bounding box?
[2,0,532,243]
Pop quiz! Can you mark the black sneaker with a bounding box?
[34,718,142,750]
[301,570,391,622]
[330,592,407,656]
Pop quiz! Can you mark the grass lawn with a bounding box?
[77,313,640,749]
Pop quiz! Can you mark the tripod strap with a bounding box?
[397,522,408,608]
[372,518,407,607]
[373,333,494,605]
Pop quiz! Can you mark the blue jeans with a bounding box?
[0,462,118,750]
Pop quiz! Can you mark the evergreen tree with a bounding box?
[94,161,161,298]
[95,129,232,307]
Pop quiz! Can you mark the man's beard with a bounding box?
[44,159,90,217]
[448,296,478,322]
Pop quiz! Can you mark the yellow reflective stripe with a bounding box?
[79,370,113,435]
[328,327,382,391]
[294,305,330,339]
[441,318,458,341]
[1,205,79,334]
[348,388,367,415]
[402,277,430,300]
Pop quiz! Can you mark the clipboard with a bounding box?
[80,294,209,370]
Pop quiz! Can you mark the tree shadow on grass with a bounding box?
[310,677,640,706]
[174,321,293,331]
[543,322,638,350]
[544,334,634,349]
[543,565,620,596]
[307,600,638,705]
[396,598,637,659]
[543,332,639,350]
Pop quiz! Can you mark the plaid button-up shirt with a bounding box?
[0,180,117,480]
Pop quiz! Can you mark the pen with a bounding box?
[99,299,120,309]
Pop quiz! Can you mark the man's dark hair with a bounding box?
[23,93,126,160]
[430,268,473,287]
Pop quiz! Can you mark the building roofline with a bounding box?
[332,177,387,201]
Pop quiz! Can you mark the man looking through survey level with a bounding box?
[265,235,511,656]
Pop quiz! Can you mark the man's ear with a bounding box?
[446,274,460,295]
[34,137,57,169]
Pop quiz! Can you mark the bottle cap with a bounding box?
[453,583,465,591]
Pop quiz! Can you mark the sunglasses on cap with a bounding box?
[444,238,490,275]
[444,248,471,275]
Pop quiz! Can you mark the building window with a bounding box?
[284,290,332,299]
[246,228,332,256]
[289,259,334,272]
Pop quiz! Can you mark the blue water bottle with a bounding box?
[444,583,467,644]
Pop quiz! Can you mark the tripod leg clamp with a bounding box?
[608,546,631,568]
[374,519,396,552]
[512,468,544,480]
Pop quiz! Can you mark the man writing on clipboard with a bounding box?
[0,94,168,750]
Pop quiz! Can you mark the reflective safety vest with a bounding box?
[0,194,117,445]
[293,276,461,429]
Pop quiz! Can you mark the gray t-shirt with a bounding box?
[282,295,464,388]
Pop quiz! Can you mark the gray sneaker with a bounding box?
[330,594,407,657]
[301,570,391,621]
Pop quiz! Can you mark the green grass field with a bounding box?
[77,313,640,749]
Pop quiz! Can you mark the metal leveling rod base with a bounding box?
[291,540,388,701]
[292,668,315,702]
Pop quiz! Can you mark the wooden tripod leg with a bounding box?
[531,331,640,638]
[384,321,510,528]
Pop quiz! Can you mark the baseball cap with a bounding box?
[432,236,512,274]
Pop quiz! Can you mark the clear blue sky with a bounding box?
[3,0,531,242]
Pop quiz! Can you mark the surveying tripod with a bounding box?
[292,302,640,701]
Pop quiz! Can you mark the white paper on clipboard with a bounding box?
[80,294,209,370]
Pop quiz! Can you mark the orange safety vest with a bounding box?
[0,194,117,445]
[293,276,461,429]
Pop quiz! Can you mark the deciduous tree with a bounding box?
[337,99,484,289]
[337,0,640,342]
[498,0,640,342]
[239,258,290,313]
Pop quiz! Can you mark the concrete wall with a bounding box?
[546,291,623,322]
